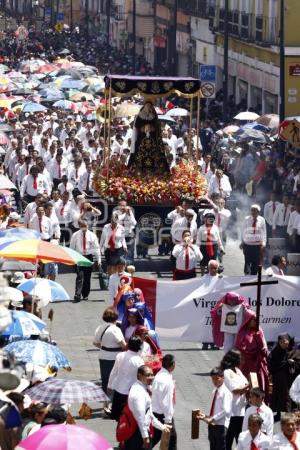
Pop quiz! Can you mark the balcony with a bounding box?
[215,10,279,46]
[177,0,215,18]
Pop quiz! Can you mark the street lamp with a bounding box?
[279,0,285,124]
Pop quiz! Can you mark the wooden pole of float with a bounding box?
[103,87,107,163]
[106,79,112,181]
[188,97,193,159]
[196,92,200,165]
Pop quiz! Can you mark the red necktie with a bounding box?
[184,245,189,270]
[256,407,261,413]
[58,163,61,178]
[33,176,37,190]
[38,218,42,233]
[253,218,257,235]
[283,432,299,450]
[209,389,218,417]
[60,205,65,216]
[284,207,287,222]
[108,226,117,250]
[251,441,259,450]
[82,231,86,253]
[206,225,214,257]
[273,202,276,213]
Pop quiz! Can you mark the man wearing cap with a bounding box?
[70,219,101,302]
[240,205,266,275]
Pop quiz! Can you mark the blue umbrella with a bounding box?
[0,228,40,251]
[4,339,71,368]
[241,123,270,132]
[17,278,70,303]
[23,102,47,113]
[61,80,87,90]
[2,310,46,337]
[40,88,64,99]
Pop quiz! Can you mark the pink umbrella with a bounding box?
[17,424,113,450]
[222,125,239,135]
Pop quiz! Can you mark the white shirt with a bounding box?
[20,174,51,198]
[224,368,248,416]
[29,215,53,240]
[151,368,175,423]
[287,210,300,236]
[289,374,300,403]
[242,403,274,437]
[171,217,198,243]
[117,210,137,236]
[272,203,292,229]
[264,200,280,226]
[265,265,285,276]
[93,323,124,361]
[172,243,202,269]
[68,165,86,187]
[208,174,232,198]
[167,209,197,224]
[128,380,165,438]
[108,350,144,394]
[99,223,127,250]
[237,430,271,450]
[215,208,231,232]
[70,229,101,264]
[272,431,300,449]
[241,215,267,246]
[78,172,94,193]
[209,383,232,428]
[57,182,74,196]
[23,202,38,226]
[108,271,131,303]
[196,224,224,250]
[49,159,68,180]
[55,199,73,225]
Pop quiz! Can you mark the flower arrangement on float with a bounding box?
[93,160,207,204]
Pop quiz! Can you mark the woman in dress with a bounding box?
[235,311,269,393]
[268,333,300,420]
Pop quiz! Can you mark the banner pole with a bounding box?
[107,80,112,181]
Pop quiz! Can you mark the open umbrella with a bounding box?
[4,340,71,368]
[158,115,176,124]
[0,175,16,189]
[0,239,94,266]
[0,260,36,271]
[234,111,260,121]
[23,102,47,113]
[1,287,23,304]
[0,123,14,132]
[53,99,77,111]
[166,107,189,117]
[241,123,270,132]
[61,80,87,90]
[58,48,71,55]
[235,128,267,144]
[0,134,11,146]
[26,378,109,404]
[16,424,113,450]
[2,310,46,337]
[256,113,279,129]
[0,228,40,246]
[70,92,94,101]
[222,125,239,134]
[17,278,70,304]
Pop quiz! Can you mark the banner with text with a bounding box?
[134,275,300,342]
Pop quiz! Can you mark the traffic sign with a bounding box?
[199,65,216,82]
[201,82,216,98]
[56,12,64,21]
[45,7,51,22]
[55,22,64,32]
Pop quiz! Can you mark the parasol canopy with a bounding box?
[2,310,46,337]
[17,278,70,305]
[234,111,260,121]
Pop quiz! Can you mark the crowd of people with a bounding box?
[0,22,299,450]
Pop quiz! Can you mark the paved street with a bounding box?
[46,242,244,449]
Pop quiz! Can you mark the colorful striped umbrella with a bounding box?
[0,239,93,266]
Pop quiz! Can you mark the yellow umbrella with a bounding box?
[70,92,94,101]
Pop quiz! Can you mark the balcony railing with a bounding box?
[177,0,216,18]
[215,10,278,46]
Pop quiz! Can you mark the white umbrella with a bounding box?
[234,111,260,121]
[0,175,16,190]
[166,107,189,117]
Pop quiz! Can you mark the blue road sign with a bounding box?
[45,7,51,16]
[57,12,64,21]
[199,65,216,82]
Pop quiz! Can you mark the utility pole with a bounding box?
[168,0,177,75]
[106,0,110,49]
[279,0,285,124]
[132,0,136,74]
[223,0,229,123]
[85,0,89,37]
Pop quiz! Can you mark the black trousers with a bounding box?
[226,416,243,450]
[111,390,128,421]
[59,224,72,247]
[152,413,177,450]
[243,244,262,275]
[74,254,93,300]
[124,427,152,450]
[208,424,226,450]
[99,359,115,395]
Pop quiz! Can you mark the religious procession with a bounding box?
[0,21,299,450]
